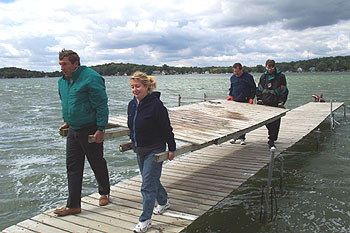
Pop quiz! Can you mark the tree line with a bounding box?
[1,55,349,79]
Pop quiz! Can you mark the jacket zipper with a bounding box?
[132,100,139,147]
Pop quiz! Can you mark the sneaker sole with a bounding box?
[134,222,151,233]
[153,203,170,215]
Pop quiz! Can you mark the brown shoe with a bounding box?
[54,206,81,216]
[99,195,110,206]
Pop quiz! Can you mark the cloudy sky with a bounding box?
[1,0,350,72]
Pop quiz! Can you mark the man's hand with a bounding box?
[168,151,175,161]
[227,96,233,101]
[278,102,285,108]
[59,122,69,130]
[94,130,105,143]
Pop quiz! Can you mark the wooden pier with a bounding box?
[3,101,344,233]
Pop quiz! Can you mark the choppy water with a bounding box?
[0,72,349,232]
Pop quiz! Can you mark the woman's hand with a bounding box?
[168,151,175,161]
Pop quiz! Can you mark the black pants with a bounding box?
[66,125,110,208]
[266,118,281,141]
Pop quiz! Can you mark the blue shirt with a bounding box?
[228,71,256,102]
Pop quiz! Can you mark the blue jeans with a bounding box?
[137,149,168,222]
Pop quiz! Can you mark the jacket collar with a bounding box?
[71,66,86,81]
[133,91,161,105]
[264,67,281,81]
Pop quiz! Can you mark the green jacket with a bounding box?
[58,66,109,130]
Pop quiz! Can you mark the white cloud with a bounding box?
[0,0,350,71]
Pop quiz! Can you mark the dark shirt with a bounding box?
[127,92,176,152]
[229,71,256,102]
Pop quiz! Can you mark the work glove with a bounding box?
[249,99,253,104]
[227,96,233,101]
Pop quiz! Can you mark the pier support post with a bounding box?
[262,147,276,223]
[316,128,321,151]
[178,94,181,106]
[330,98,334,130]
[278,155,284,193]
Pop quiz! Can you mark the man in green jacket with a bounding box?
[256,59,288,149]
[54,49,110,216]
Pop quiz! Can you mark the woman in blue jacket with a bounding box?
[127,71,176,233]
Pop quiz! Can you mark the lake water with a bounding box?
[0,72,349,232]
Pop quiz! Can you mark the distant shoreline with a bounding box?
[1,71,350,80]
[1,55,350,79]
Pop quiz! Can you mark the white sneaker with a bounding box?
[230,139,236,144]
[240,139,246,145]
[133,219,151,233]
[153,201,170,215]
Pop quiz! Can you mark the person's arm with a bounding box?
[227,75,235,100]
[247,73,257,101]
[278,73,288,105]
[88,75,109,131]
[88,75,109,143]
[127,100,136,144]
[58,77,69,123]
[256,75,264,104]
[158,102,176,158]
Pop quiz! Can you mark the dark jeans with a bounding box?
[66,125,110,208]
[266,118,281,141]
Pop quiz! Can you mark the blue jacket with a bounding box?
[229,71,256,102]
[127,92,176,152]
[58,66,109,130]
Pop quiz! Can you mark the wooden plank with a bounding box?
[17,219,67,233]
[88,128,129,143]
[82,196,193,227]
[114,187,213,213]
[116,180,223,205]
[43,210,131,233]
[119,141,133,152]
[106,188,205,216]
[32,213,103,233]
[59,123,120,136]
[155,143,207,162]
[2,225,35,233]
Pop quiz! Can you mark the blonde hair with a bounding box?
[131,71,157,94]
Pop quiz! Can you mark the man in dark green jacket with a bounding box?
[54,49,110,216]
[256,59,288,149]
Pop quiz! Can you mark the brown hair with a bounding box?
[265,59,275,67]
[131,71,156,94]
[233,63,242,70]
[58,49,80,66]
